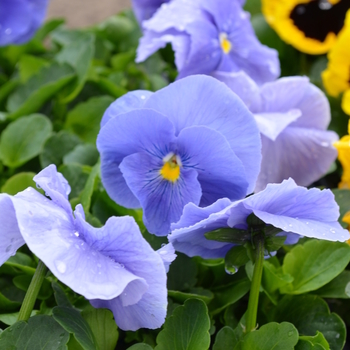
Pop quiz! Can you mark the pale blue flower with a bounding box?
[214,72,338,192]
[0,165,172,331]
[136,0,280,84]
[169,179,349,258]
[97,75,262,236]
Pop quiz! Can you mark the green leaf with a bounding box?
[97,15,136,46]
[33,18,65,41]
[7,63,75,120]
[3,252,36,275]
[225,246,250,275]
[213,326,241,350]
[209,278,251,315]
[242,322,299,350]
[40,130,82,168]
[263,261,293,293]
[0,79,19,107]
[155,299,210,350]
[274,295,346,349]
[111,50,136,71]
[18,54,48,83]
[58,164,90,199]
[54,30,95,102]
[92,190,145,229]
[0,311,37,326]
[281,240,350,294]
[168,287,214,304]
[52,306,97,350]
[127,345,153,350]
[0,114,52,168]
[81,308,119,350]
[0,315,69,349]
[63,144,99,166]
[296,332,330,350]
[52,282,73,308]
[332,189,350,227]
[79,161,100,213]
[13,274,52,300]
[167,253,197,291]
[264,235,287,252]
[314,270,350,299]
[0,292,21,312]
[64,96,114,143]
[1,172,36,195]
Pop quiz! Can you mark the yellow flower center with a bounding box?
[160,153,181,182]
[219,33,232,54]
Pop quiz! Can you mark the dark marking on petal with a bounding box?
[290,0,350,42]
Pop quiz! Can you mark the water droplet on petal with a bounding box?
[55,260,67,274]
[5,245,12,253]
[74,231,79,237]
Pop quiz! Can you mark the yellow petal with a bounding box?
[262,0,347,54]
[342,89,350,116]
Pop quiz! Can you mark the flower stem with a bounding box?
[17,260,47,321]
[245,236,265,333]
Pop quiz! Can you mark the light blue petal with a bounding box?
[100,90,153,128]
[169,198,234,258]
[120,151,202,235]
[137,29,191,71]
[176,20,221,78]
[254,110,302,141]
[33,164,73,217]
[132,0,170,23]
[255,127,338,192]
[243,179,350,242]
[212,71,261,111]
[0,0,49,46]
[13,189,148,301]
[97,109,176,208]
[89,217,168,330]
[0,194,24,266]
[157,243,177,272]
[144,75,262,193]
[259,77,331,129]
[177,125,249,205]
[259,76,310,113]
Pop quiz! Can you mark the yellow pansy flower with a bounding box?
[262,0,350,54]
[334,121,350,188]
[322,10,350,115]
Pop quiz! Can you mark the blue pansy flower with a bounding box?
[96,75,262,236]
[136,0,280,84]
[169,178,350,259]
[214,72,339,192]
[0,0,50,46]
[0,165,173,331]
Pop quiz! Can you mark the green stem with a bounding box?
[245,236,265,333]
[17,260,47,321]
